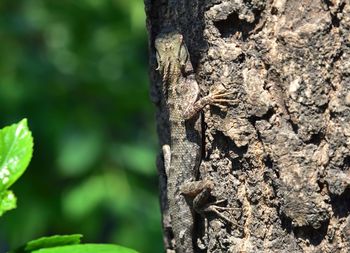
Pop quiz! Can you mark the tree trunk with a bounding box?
[145,0,350,252]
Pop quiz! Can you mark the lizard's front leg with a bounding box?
[183,89,238,119]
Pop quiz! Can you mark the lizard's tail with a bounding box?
[169,194,195,253]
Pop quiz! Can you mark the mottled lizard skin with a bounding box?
[155,32,234,253]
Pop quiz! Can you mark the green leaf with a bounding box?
[0,119,33,192]
[0,119,33,216]
[0,190,17,216]
[13,234,82,253]
[31,244,138,253]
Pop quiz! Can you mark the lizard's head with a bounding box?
[155,32,189,81]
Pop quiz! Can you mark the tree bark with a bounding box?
[145,0,350,252]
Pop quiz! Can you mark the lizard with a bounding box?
[155,31,236,253]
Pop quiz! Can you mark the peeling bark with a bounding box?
[145,0,350,252]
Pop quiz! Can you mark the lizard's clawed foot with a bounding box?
[183,179,243,227]
[208,89,238,108]
[181,178,244,228]
[202,202,243,227]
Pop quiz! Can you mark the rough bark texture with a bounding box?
[145,0,350,252]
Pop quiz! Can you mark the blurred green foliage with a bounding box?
[0,1,162,253]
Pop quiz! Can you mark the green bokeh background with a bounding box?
[0,1,162,252]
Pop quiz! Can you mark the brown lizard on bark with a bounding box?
[155,31,236,253]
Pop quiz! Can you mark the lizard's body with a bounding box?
[155,32,234,253]
[156,32,201,253]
